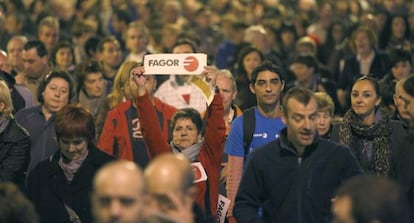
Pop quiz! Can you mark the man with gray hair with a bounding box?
[392,75,414,222]
[37,16,60,52]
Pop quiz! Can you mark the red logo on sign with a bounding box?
[183,56,198,72]
[192,166,202,181]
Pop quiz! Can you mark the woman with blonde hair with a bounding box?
[97,61,176,167]
[95,61,140,136]
[0,81,30,189]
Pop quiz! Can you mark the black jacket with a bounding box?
[234,128,362,223]
[0,70,26,112]
[0,119,30,189]
[27,145,113,223]
[391,129,414,222]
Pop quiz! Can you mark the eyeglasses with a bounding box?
[59,138,85,146]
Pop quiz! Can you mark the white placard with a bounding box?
[217,194,231,223]
[144,53,207,75]
[191,162,208,183]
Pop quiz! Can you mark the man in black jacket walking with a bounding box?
[234,87,362,223]
[392,74,414,222]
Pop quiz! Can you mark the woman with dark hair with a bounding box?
[379,14,413,52]
[379,49,412,116]
[319,20,352,78]
[133,66,226,217]
[277,22,298,66]
[75,59,106,116]
[26,104,113,223]
[331,76,405,176]
[0,81,30,190]
[15,70,74,172]
[51,41,76,74]
[232,46,264,110]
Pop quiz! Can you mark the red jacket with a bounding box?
[137,92,226,216]
[98,98,177,164]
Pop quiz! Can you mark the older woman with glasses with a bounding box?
[27,104,113,223]
[0,80,30,190]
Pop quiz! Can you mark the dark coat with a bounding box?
[234,128,362,223]
[391,129,414,222]
[330,119,407,175]
[0,119,30,189]
[26,145,113,223]
[338,50,391,92]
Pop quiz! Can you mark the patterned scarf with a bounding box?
[59,150,89,183]
[339,109,391,176]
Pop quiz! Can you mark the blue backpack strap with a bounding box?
[242,107,256,157]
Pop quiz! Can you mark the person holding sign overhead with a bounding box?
[132,64,226,218]
[153,38,208,113]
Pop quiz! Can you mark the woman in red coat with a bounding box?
[133,66,226,217]
[98,61,177,167]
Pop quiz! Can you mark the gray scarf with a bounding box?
[171,140,204,161]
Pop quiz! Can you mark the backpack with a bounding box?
[242,107,256,157]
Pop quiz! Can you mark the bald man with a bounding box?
[0,50,33,111]
[144,153,211,223]
[92,161,145,223]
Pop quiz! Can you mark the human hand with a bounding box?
[220,163,228,184]
[130,66,147,96]
[202,65,218,88]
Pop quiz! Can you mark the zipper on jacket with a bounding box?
[298,157,302,223]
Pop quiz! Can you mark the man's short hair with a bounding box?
[389,49,412,68]
[282,87,315,116]
[335,175,405,223]
[24,40,48,57]
[72,20,95,38]
[97,36,119,53]
[126,22,150,39]
[218,69,237,91]
[402,74,414,98]
[295,36,317,55]
[171,38,198,53]
[38,16,59,30]
[291,54,319,73]
[251,61,285,84]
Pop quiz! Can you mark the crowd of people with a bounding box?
[1,0,414,223]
